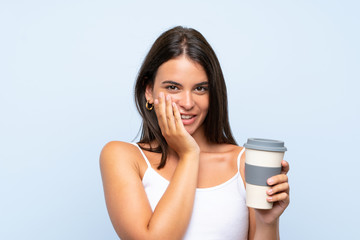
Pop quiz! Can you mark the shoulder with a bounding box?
[232,145,245,165]
[219,143,246,177]
[101,141,136,154]
[209,143,244,164]
[207,143,243,157]
[100,141,138,159]
[218,143,244,156]
[100,141,142,172]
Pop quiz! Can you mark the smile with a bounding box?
[181,115,194,120]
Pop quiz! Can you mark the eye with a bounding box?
[195,86,208,92]
[166,85,179,91]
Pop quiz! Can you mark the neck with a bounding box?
[190,125,213,151]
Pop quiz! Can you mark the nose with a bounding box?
[175,91,194,111]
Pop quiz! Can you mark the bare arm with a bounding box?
[100,142,198,240]
[100,93,200,240]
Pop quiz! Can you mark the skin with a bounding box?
[100,55,290,240]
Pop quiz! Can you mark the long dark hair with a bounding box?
[134,26,236,169]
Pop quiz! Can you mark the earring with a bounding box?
[146,100,153,111]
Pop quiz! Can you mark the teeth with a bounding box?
[181,115,192,119]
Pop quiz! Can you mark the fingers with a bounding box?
[154,92,167,133]
[281,160,290,174]
[172,101,183,129]
[165,95,176,131]
[267,182,290,196]
[267,173,288,187]
[267,191,289,203]
[267,181,290,203]
[266,160,289,186]
[266,164,290,203]
[154,92,182,136]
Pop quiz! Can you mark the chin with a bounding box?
[184,126,195,135]
[185,125,203,136]
[185,129,195,135]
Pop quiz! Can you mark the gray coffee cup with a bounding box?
[243,138,287,209]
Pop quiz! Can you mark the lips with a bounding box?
[181,114,194,119]
[180,114,196,125]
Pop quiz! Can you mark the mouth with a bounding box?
[180,114,196,125]
[181,114,195,120]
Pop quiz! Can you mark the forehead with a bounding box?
[155,56,208,84]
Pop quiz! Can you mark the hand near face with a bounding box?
[154,92,200,157]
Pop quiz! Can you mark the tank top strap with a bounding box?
[130,142,151,168]
[237,147,245,172]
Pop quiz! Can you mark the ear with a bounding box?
[145,84,154,103]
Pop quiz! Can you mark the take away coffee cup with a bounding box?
[243,138,287,209]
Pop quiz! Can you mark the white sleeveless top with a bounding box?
[132,143,249,240]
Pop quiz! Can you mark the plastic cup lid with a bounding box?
[243,138,287,152]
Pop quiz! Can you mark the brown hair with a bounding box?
[134,26,236,169]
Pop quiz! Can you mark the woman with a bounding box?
[100,26,290,240]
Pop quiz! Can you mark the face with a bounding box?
[145,55,209,136]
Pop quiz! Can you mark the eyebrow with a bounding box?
[161,80,181,86]
[161,80,209,86]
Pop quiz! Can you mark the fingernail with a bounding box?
[267,197,273,202]
[159,92,164,98]
[267,189,273,195]
[166,95,171,101]
[268,179,273,185]
[154,99,159,104]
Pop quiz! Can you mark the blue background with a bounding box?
[1,0,359,239]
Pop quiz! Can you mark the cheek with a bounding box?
[168,95,181,104]
[150,89,163,101]
[203,106,209,117]
[201,97,209,112]
[152,90,158,99]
